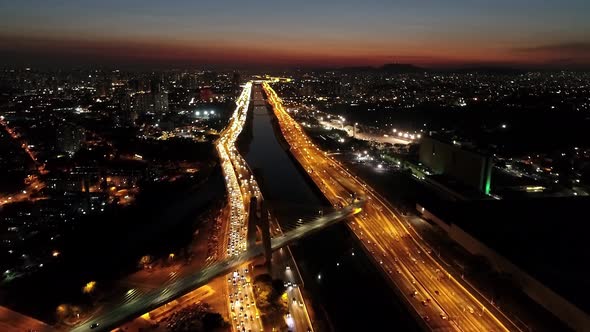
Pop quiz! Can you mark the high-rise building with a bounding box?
[202,71,217,85]
[327,78,344,96]
[180,73,198,89]
[133,91,168,113]
[95,80,111,98]
[56,124,85,156]
[128,78,150,93]
[133,92,152,112]
[114,93,137,127]
[150,79,162,94]
[153,91,169,113]
[300,83,313,97]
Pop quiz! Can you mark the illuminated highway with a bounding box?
[70,199,362,332]
[215,82,264,332]
[217,82,321,332]
[263,81,519,332]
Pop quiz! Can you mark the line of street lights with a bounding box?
[216,82,265,332]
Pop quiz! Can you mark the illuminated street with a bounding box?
[0,116,47,206]
[215,82,264,332]
[263,81,519,332]
[2,3,589,330]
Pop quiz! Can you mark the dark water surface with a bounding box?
[242,97,421,332]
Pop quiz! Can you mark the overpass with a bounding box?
[70,198,364,332]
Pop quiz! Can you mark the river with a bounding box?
[239,85,421,332]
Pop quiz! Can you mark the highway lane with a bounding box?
[303,134,487,330]
[227,267,260,332]
[263,81,518,332]
[277,261,313,332]
[271,220,314,332]
[286,285,311,332]
[329,167,480,330]
[216,82,264,332]
[330,162,497,331]
[322,159,456,330]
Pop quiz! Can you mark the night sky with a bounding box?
[1,0,588,68]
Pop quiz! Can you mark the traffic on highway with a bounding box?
[263,81,519,332]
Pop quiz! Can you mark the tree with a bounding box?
[252,274,289,330]
[254,273,272,283]
[254,282,273,309]
[82,281,96,294]
[271,279,286,297]
[202,312,225,330]
[56,304,70,321]
[139,255,153,269]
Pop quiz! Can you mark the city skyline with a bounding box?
[1,2,590,331]
[1,63,589,331]
[1,0,589,69]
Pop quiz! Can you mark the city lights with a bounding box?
[264,81,513,332]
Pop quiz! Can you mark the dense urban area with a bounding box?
[0,66,589,332]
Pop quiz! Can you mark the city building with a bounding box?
[153,91,169,113]
[133,91,169,113]
[56,124,85,156]
[419,135,493,195]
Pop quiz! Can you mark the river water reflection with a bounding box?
[241,87,420,331]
